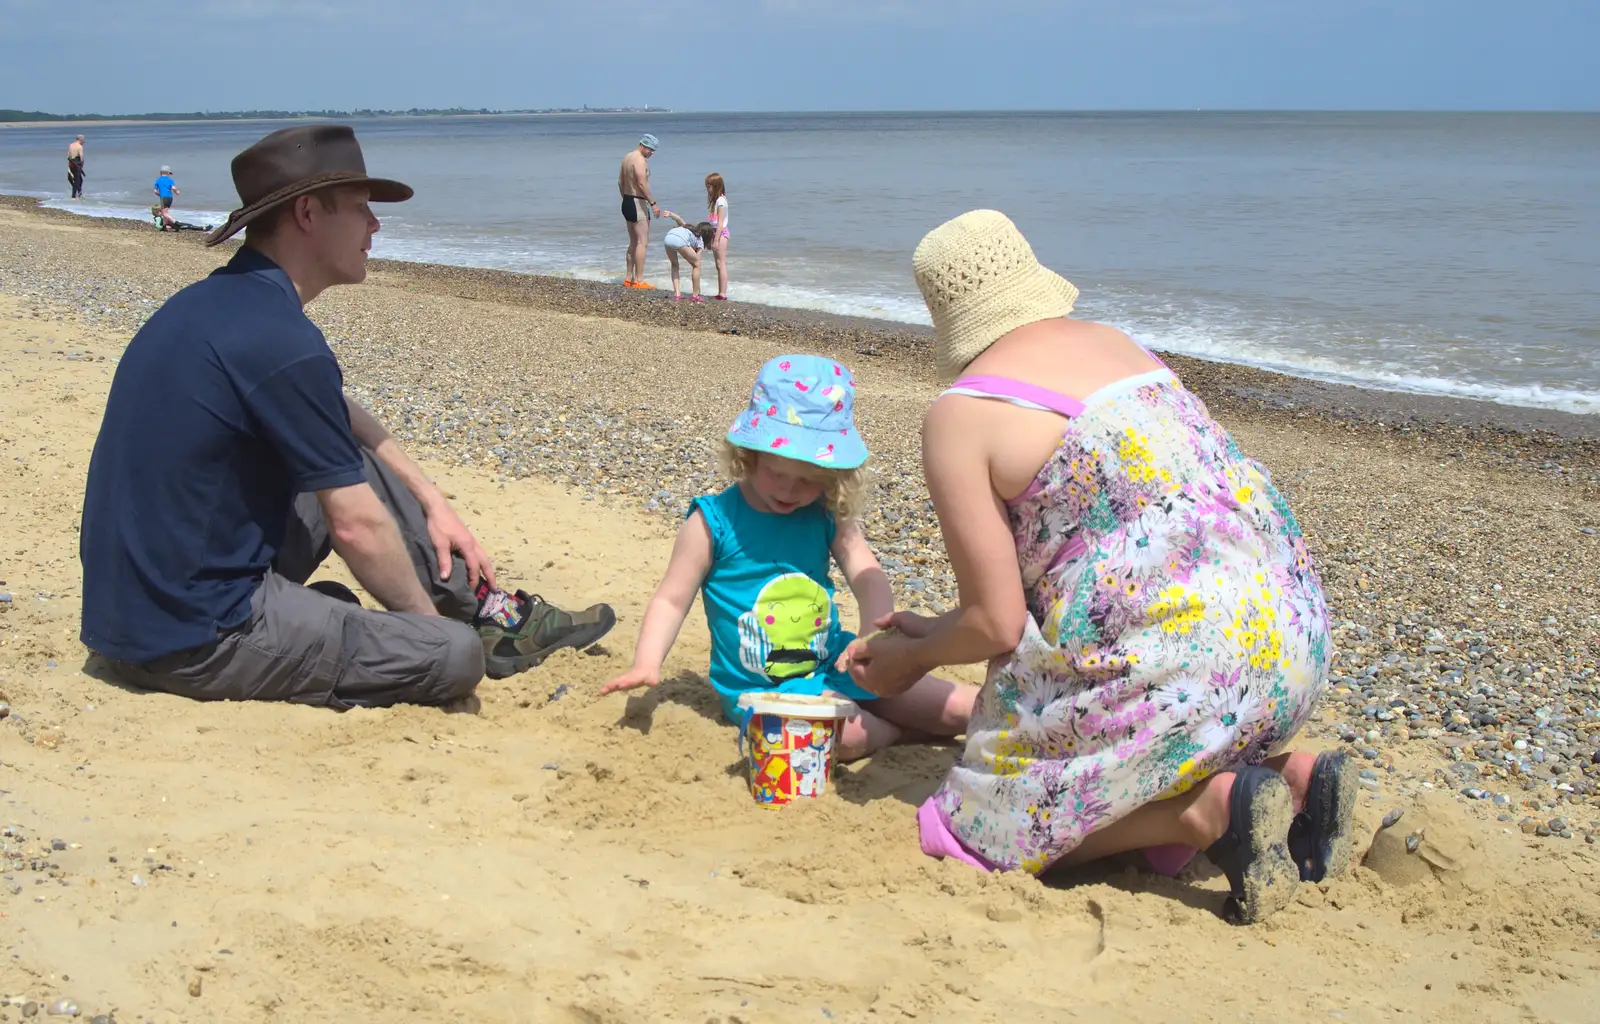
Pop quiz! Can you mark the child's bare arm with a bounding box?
[831,519,894,635]
[602,510,713,694]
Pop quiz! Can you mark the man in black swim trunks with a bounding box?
[67,135,86,199]
[618,133,660,288]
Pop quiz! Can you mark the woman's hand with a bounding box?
[836,611,942,674]
[842,627,926,697]
[601,664,661,695]
[870,610,943,639]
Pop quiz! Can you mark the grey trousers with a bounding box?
[109,449,486,709]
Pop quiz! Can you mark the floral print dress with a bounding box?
[926,367,1332,874]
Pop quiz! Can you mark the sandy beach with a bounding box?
[1,198,1598,1023]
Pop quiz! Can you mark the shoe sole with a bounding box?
[1232,772,1300,925]
[1308,751,1358,882]
[483,606,618,680]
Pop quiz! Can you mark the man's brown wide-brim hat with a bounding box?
[205,124,412,247]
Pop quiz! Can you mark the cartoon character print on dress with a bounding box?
[737,572,834,683]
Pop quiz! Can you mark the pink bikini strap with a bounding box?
[947,375,1086,417]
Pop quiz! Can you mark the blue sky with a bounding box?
[1,0,1596,113]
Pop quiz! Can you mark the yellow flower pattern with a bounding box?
[1224,583,1285,672]
[1117,427,1162,484]
[1148,584,1206,635]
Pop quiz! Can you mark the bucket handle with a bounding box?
[733,704,755,765]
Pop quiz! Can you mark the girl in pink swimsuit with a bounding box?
[705,173,731,300]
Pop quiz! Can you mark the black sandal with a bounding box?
[1202,765,1299,925]
[1287,751,1357,883]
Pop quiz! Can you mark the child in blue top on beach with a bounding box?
[152,166,180,231]
[602,354,977,759]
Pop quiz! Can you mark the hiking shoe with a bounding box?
[479,591,616,679]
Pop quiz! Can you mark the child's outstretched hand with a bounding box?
[601,665,661,695]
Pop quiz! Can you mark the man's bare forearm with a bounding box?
[326,506,435,615]
[345,395,444,512]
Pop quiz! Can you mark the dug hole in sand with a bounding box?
[1,278,1598,1023]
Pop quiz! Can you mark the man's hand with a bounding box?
[424,498,496,590]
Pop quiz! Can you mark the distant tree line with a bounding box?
[2,106,669,122]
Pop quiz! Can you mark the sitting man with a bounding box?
[80,124,614,708]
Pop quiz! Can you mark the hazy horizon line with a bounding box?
[4,105,1598,124]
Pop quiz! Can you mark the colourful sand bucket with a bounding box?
[735,692,857,807]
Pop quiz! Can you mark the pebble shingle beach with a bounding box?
[3,195,1599,1021]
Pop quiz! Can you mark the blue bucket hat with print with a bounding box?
[727,354,868,470]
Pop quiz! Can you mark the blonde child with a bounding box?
[602,354,977,759]
[705,173,730,300]
[657,210,716,301]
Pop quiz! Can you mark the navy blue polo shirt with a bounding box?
[80,246,366,663]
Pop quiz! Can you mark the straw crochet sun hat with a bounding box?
[912,210,1080,381]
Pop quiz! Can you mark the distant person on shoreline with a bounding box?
[619,134,660,289]
[657,210,715,301]
[66,135,85,199]
[79,124,616,711]
[152,165,180,230]
[705,173,730,300]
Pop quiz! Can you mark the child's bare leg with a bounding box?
[689,253,702,297]
[834,706,903,762]
[870,674,978,737]
[667,249,681,296]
